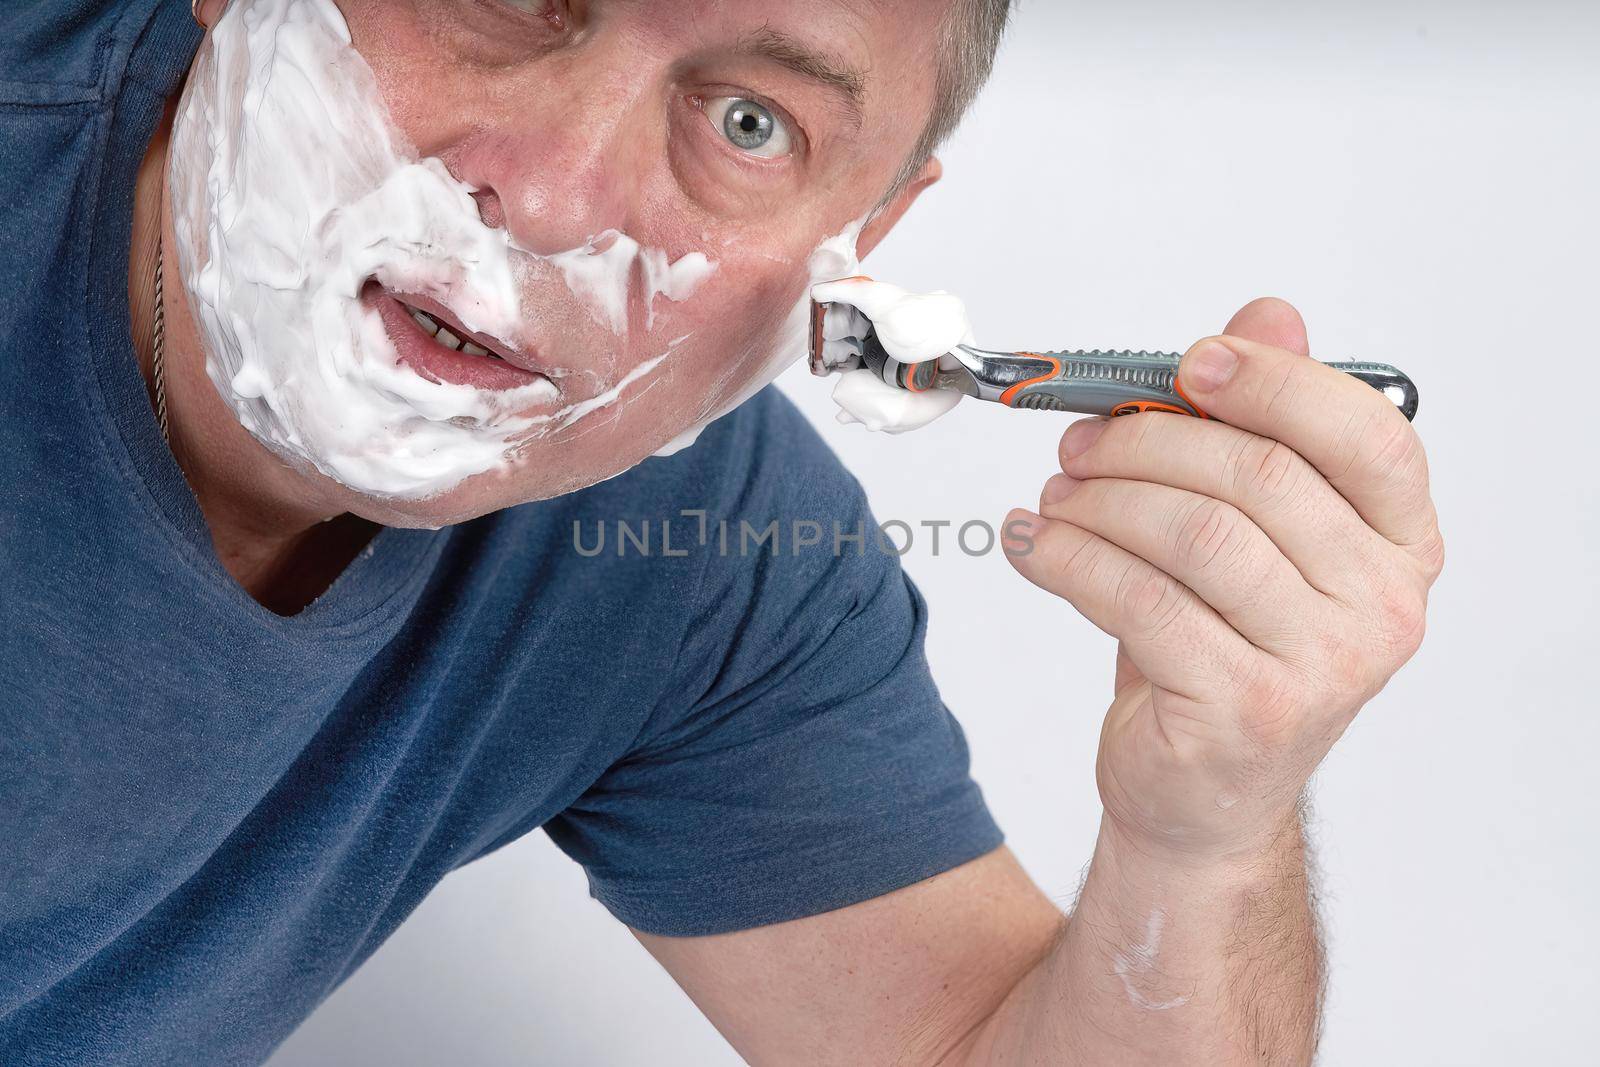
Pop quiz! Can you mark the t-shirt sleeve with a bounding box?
[542,397,1003,937]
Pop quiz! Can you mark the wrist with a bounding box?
[1096,807,1306,890]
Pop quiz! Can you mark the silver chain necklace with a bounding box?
[152,232,170,442]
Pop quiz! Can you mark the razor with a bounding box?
[808,297,1420,422]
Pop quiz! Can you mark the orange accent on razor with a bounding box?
[999,353,1063,407]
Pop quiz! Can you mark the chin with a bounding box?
[330,437,660,529]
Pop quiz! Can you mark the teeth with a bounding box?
[404,303,502,360]
[409,308,440,337]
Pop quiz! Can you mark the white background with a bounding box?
[273,1,1600,1063]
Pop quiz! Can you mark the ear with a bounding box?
[854,157,943,260]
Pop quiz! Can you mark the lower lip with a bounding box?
[366,288,550,393]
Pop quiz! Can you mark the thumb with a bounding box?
[1223,296,1310,358]
[1113,643,1143,695]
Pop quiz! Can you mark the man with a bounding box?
[0,0,1442,1063]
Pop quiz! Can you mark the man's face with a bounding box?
[274,0,944,524]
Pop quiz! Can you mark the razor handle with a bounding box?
[934,348,1420,422]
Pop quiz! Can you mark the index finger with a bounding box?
[1176,334,1437,550]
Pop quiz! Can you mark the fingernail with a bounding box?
[1003,510,1042,555]
[1062,417,1108,460]
[1041,473,1080,505]
[1186,340,1238,393]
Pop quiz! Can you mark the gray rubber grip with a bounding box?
[1004,350,1418,422]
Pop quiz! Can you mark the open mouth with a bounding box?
[365,282,556,394]
[404,304,504,361]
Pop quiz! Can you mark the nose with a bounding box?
[442,44,656,257]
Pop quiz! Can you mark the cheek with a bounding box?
[654,268,800,394]
[535,265,801,469]
[335,1,451,146]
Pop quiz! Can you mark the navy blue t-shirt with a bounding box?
[0,2,1002,1063]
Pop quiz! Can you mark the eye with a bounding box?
[703,96,792,159]
[495,0,568,29]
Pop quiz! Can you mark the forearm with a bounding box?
[958,812,1322,1065]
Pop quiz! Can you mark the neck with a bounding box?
[131,96,380,616]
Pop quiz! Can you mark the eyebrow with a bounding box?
[736,27,868,127]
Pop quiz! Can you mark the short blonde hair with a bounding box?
[887,0,1014,197]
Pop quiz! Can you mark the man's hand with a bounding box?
[1004,297,1443,864]
[633,299,1441,1067]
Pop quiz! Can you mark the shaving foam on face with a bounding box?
[171,0,713,499]
[808,278,974,434]
[550,233,716,336]
[652,221,868,457]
